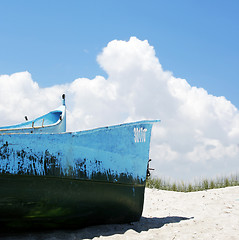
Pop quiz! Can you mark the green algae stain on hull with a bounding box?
[0,174,145,231]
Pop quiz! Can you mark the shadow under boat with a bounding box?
[0,216,194,239]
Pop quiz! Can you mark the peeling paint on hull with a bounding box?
[0,120,158,230]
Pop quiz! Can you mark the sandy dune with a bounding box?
[2,186,239,240]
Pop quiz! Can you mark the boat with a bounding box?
[0,96,159,231]
[0,95,66,134]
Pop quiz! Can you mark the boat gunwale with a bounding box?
[71,119,161,135]
[0,120,160,135]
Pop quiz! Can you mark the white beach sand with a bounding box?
[2,186,239,240]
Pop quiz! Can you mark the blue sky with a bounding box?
[1,1,239,180]
[0,0,239,106]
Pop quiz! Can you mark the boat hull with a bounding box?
[0,120,158,230]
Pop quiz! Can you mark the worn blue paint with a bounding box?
[0,120,159,184]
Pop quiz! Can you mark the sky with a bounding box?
[0,1,239,181]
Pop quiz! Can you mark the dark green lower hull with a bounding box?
[0,174,145,231]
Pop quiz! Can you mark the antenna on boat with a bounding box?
[62,94,65,106]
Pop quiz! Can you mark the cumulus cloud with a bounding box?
[1,37,239,181]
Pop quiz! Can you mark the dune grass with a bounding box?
[146,174,239,192]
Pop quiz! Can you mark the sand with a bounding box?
[2,186,239,240]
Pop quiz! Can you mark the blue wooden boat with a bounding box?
[0,95,66,134]
[0,96,159,231]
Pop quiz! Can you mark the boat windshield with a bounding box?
[0,110,62,130]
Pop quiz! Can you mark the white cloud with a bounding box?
[1,37,239,181]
